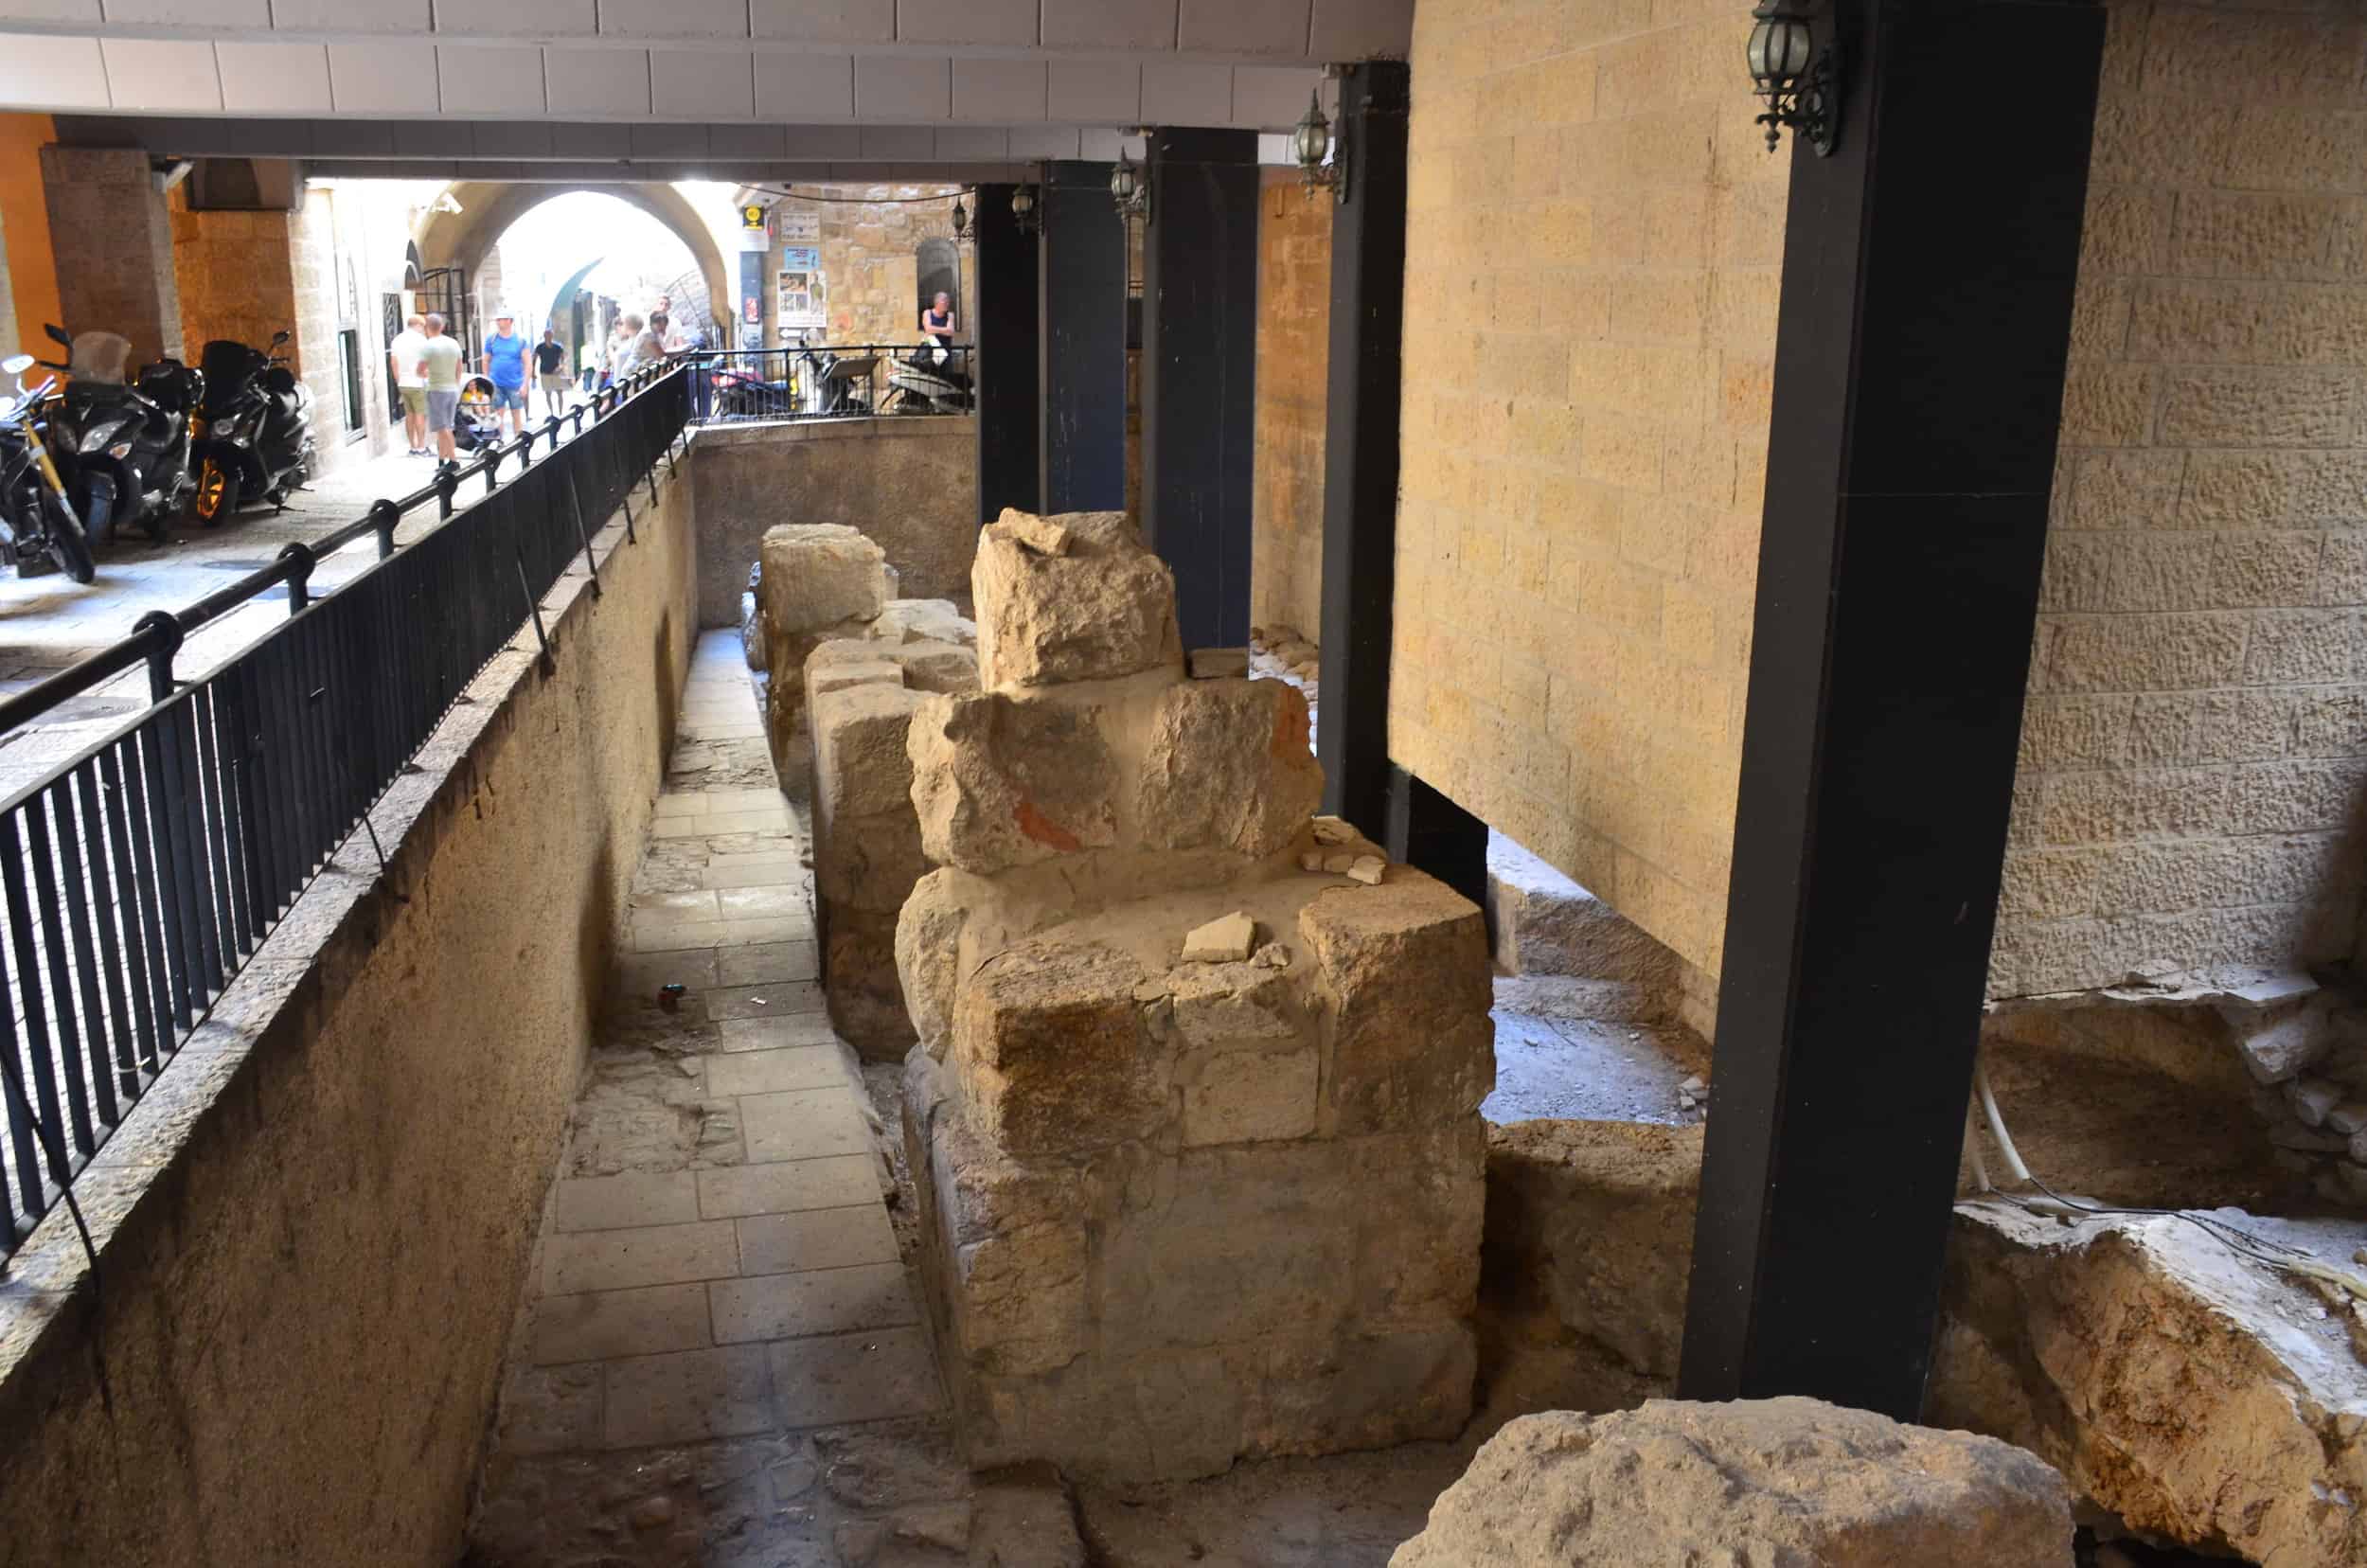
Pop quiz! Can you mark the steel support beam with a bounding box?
[1677,0,2108,1418]
[1038,160,1127,515]
[972,182,1041,526]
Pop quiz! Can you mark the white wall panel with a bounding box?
[437,43,541,115]
[1046,58,1137,124]
[748,0,891,44]
[216,40,332,112]
[756,52,854,118]
[854,52,945,118]
[100,37,219,109]
[651,47,752,117]
[1179,0,1309,57]
[1140,59,1228,124]
[952,57,1041,122]
[543,45,648,114]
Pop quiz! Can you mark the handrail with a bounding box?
[0,363,676,743]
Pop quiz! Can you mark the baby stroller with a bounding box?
[452,374,504,453]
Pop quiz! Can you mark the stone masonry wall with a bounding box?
[775,186,963,349]
[42,145,182,365]
[1253,168,1331,641]
[171,191,298,368]
[1990,0,2367,998]
[1386,0,1789,977]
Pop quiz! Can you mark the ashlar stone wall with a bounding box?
[1386,0,1789,978]
[897,509,1492,1485]
[1992,0,2367,998]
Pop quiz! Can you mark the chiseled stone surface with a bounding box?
[972,510,1183,690]
[907,691,1119,876]
[1139,678,1323,860]
[1392,1399,2074,1567]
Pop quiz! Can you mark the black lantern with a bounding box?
[951,192,970,242]
[1746,0,1839,156]
[1010,181,1040,238]
[1292,90,1345,203]
[1110,147,1150,224]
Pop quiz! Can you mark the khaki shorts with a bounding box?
[400,386,428,417]
[538,373,569,393]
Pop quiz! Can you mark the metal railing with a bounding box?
[683,344,973,425]
[0,363,691,1257]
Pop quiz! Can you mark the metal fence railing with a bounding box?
[684,345,973,425]
[0,363,691,1258]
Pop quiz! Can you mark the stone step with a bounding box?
[1486,835,1680,991]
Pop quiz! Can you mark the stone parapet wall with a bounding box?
[0,454,699,1564]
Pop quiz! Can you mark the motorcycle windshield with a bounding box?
[68,331,132,384]
[197,341,265,411]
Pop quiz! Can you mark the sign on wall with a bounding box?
[775,206,821,245]
[777,247,826,335]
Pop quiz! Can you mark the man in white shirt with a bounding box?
[387,314,428,456]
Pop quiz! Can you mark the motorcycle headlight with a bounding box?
[74,427,108,454]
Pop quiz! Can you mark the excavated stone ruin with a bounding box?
[895,509,1493,1486]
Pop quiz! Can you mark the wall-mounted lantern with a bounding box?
[951,192,970,243]
[1746,0,1841,156]
[1292,89,1347,203]
[1011,181,1041,238]
[1110,146,1151,225]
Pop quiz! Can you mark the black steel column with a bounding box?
[1383,765,1486,913]
[1678,0,2106,1418]
[1038,160,1126,514]
[1140,128,1259,650]
[973,182,1041,525]
[1314,62,1411,840]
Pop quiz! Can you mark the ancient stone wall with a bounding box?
[1252,168,1330,642]
[0,457,700,1566]
[690,417,979,625]
[897,509,1492,1485]
[171,192,298,368]
[42,145,182,365]
[1990,0,2367,998]
[1386,0,1788,978]
[772,185,963,349]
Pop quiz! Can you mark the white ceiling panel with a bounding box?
[1046,58,1137,124]
[0,31,106,105]
[215,40,331,112]
[932,125,1006,159]
[599,0,746,41]
[748,0,891,44]
[895,0,1034,47]
[431,0,592,38]
[1006,123,1077,160]
[651,47,752,116]
[100,37,219,109]
[1231,64,1315,128]
[543,45,649,114]
[854,52,945,118]
[1077,127,1145,162]
[1179,0,1309,57]
[1140,59,1228,124]
[952,57,1041,122]
[1040,0,1173,50]
[6,0,97,23]
[276,0,430,34]
[327,39,436,111]
[437,43,541,115]
[1307,0,1412,60]
[779,122,861,156]
[756,52,853,118]
[856,123,932,158]
[100,0,261,27]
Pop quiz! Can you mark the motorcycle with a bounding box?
[0,355,98,584]
[38,324,200,546]
[188,330,314,525]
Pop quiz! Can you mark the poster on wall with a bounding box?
[776,206,821,245]
[777,247,826,337]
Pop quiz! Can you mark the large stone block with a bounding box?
[896,869,970,1060]
[822,908,913,1060]
[758,523,889,636]
[952,939,1163,1156]
[1138,679,1323,860]
[973,510,1183,690]
[1393,1399,2073,1567]
[1298,877,1496,1132]
[907,693,1119,876]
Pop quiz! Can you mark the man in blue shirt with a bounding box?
[481,312,532,439]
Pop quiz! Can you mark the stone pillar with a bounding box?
[1678,0,2108,1419]
[1316,63,1411,842]
[1140,129,1259,651]
[40,146,181,364]
[972,182,1040,525]
[1036,161,1125,513]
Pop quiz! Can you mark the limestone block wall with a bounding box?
[170,194,298,365]
[691,417,979,624]
[1991,0,2367,998]
[1386,0,1789,978]
[773,185,964,347]
[1252,168,1331,641]
[41,146,182,365]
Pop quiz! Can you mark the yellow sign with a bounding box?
[740,204,767,230]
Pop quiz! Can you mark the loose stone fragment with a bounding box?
[1347,856,1386,885]
[973,510,1181,689]
[1299,851,1326,872]
[1182,912,1257,964]
[2287,1076,2343,1129]
[1253,942,1290,970]
[1000,510,1074,556]
[2228,995,2337,1084]
[1188,647,1250,679]
[1310,816,1359,845]
[1322,851,1358,874]
[1131,979,1170,1003]
[2333,1102,2367,1136]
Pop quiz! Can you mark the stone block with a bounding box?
[893,639,980,695]
[872,597,976,648]
[908,692,1118,876]
[952,939,1163,1155]
[1298,876,1496,1132]
[1180,911,1257,964]
[823,909,914,1060]
[895,869,970,1060]
[759,523,889,635]
[973,509,1183,690]
[1180,1047,1319,1146]
[813,683,923,827]
[1393,1399,2073,1568]
[1138,679,1323,860]
[1160,960,1306,1049]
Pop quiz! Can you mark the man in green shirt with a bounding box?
[419,312,465,465]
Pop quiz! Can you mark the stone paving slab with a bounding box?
[769,1327,944,1428]
[742,1088,875,1162]
[737,1205,899,1274]
[695,1156,879,1219]
[543,1219,741,1295]
[710,1261,918,1344]
[602,1345,777,1448]
[706,1045,845,1096]
[529,1281,712,1365]
[551,1170,702,1233]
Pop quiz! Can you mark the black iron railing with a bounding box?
[683,344,973,424]
[0,363,691,1258]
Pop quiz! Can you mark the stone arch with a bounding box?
[410,181,731,343]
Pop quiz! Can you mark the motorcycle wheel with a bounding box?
[40,488,96,586]
[192,456,236,526]
[78,472,116,548]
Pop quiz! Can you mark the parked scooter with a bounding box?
[188,331,313,525]
[38,325,201,545]
[0,355,98,584]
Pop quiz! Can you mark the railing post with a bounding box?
[513,546,554,674]
[483,443,503,496]
[277,542,315,615]
[436,465,459,520]
[564,467,601,599]
[545,413,562,456]
[133,611,182,702]
[369,498,400,559]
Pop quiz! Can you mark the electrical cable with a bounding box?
[742,186,970,206]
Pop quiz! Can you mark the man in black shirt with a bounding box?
[534,329,570,421]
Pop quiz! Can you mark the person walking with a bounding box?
[534,328,569,421]
[419,312,464,466]
[610,314,645,384]
[388,312,429,455]
[481,312,531,438]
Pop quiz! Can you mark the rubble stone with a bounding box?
[1188,647,1250,679]
[1138,679,1323,860]
[972,510,1182,690]
[1181,912,1256,964]
[2228,992,2339,1082]
[908,693,1119,875]
[872,597,978,648]
[1931,1200,2367,1566]
[1392,1399,2074,1568]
